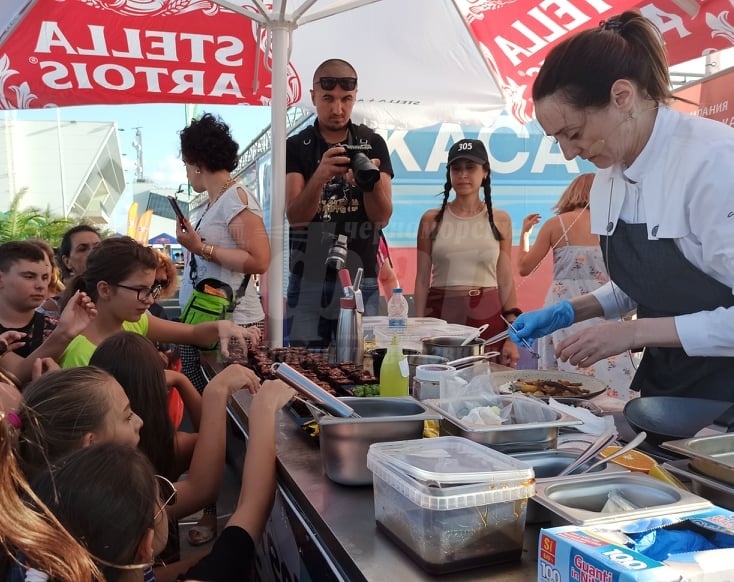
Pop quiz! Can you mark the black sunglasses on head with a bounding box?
[317,76,357,91]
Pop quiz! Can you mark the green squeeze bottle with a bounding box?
[379,334,409,397]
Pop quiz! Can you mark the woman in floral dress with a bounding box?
[517,173,637,399]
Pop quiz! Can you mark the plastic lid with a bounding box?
[415,364,456,381]
[392,288,402,293]
[368,456,534,510]
[367,436,534,486]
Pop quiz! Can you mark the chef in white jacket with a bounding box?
[509,11,734,400]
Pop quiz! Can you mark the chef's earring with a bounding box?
[195,168,201,174]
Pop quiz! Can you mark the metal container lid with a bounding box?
[367,436,534,486]
[414,364,455,382]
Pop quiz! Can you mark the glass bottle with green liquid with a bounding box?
[379,335,409,397]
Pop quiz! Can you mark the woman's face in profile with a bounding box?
[535,95,622,169]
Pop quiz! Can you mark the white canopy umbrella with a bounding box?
[3,0,723,344]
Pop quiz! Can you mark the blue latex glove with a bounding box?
[508,301,575,344]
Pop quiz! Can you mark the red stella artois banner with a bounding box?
[2,0,734,119]
[0,0,302,109]
[460,0,734,122]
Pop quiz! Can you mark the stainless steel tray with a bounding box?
[316,397,441,486]
[663,459,734,511]
[423,394,582,453]
[511,449,627,524]
[661,433,734,486]
[533,472,711,526]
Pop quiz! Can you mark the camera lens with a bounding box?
[350,152,380,191]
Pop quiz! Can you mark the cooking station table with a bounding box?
[202,352,541,581]
[227,388,542,581]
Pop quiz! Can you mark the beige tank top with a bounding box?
[431,206,499,287]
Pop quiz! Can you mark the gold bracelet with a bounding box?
[200,243,215,261]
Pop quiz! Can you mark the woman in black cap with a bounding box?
[414,138,520,367]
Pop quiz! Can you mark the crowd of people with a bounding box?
[3,9,734,579]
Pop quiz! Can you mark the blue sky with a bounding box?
[5,103,273,229]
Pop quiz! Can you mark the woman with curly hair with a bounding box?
[177,113,270,335]
[174,112,270,546]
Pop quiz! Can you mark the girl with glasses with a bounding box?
[56,237,261,376]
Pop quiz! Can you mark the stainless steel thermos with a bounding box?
[336,296,363,365]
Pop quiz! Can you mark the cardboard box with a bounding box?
[538,506,734,581]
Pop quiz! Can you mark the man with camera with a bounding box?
[285,58,393,348]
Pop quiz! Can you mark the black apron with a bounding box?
[601,220,734,400]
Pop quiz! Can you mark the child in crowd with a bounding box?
[91,332,231,553]
[0,377,294,581]
[57,236,261,368]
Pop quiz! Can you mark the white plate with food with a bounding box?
[493,370,608,400]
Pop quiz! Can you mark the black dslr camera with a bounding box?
[341,144,380,191]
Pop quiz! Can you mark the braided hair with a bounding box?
[429,165,503,241]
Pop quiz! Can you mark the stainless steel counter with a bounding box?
[228,388,541,581]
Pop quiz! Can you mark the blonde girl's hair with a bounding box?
[153,249,179,300]
[28,238,65,296]
[552,173,595,214]
[0,415,101,581]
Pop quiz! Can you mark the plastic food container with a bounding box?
[367,436,535,574]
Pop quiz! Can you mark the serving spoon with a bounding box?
[564,431,648,476]
[575,431,648,475]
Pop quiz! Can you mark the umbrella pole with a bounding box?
[268,24,290,348]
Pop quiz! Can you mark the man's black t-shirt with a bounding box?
[285,120,393,282]
[0,312,49,358]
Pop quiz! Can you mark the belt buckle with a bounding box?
[468,289,481,297]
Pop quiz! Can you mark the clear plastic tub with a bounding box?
[367,437,535,574]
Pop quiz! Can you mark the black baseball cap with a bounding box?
[447,139,489,166]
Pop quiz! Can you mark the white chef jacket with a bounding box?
[588,106,734,357]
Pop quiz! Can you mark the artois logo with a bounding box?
[0,0,301,109]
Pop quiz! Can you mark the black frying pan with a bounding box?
[623,396,733,446]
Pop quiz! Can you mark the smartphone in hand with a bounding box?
[167,196,187,232]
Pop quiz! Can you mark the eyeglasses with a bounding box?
[90,474,177,572]
[317,76,357,91]
[154,279,170,289]
[114,283,162,302]
[154,474,177,521]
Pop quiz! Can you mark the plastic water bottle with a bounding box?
[387,288,409,332]
[379,334,409,397]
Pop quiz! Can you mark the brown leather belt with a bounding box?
[430,286,496,298]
